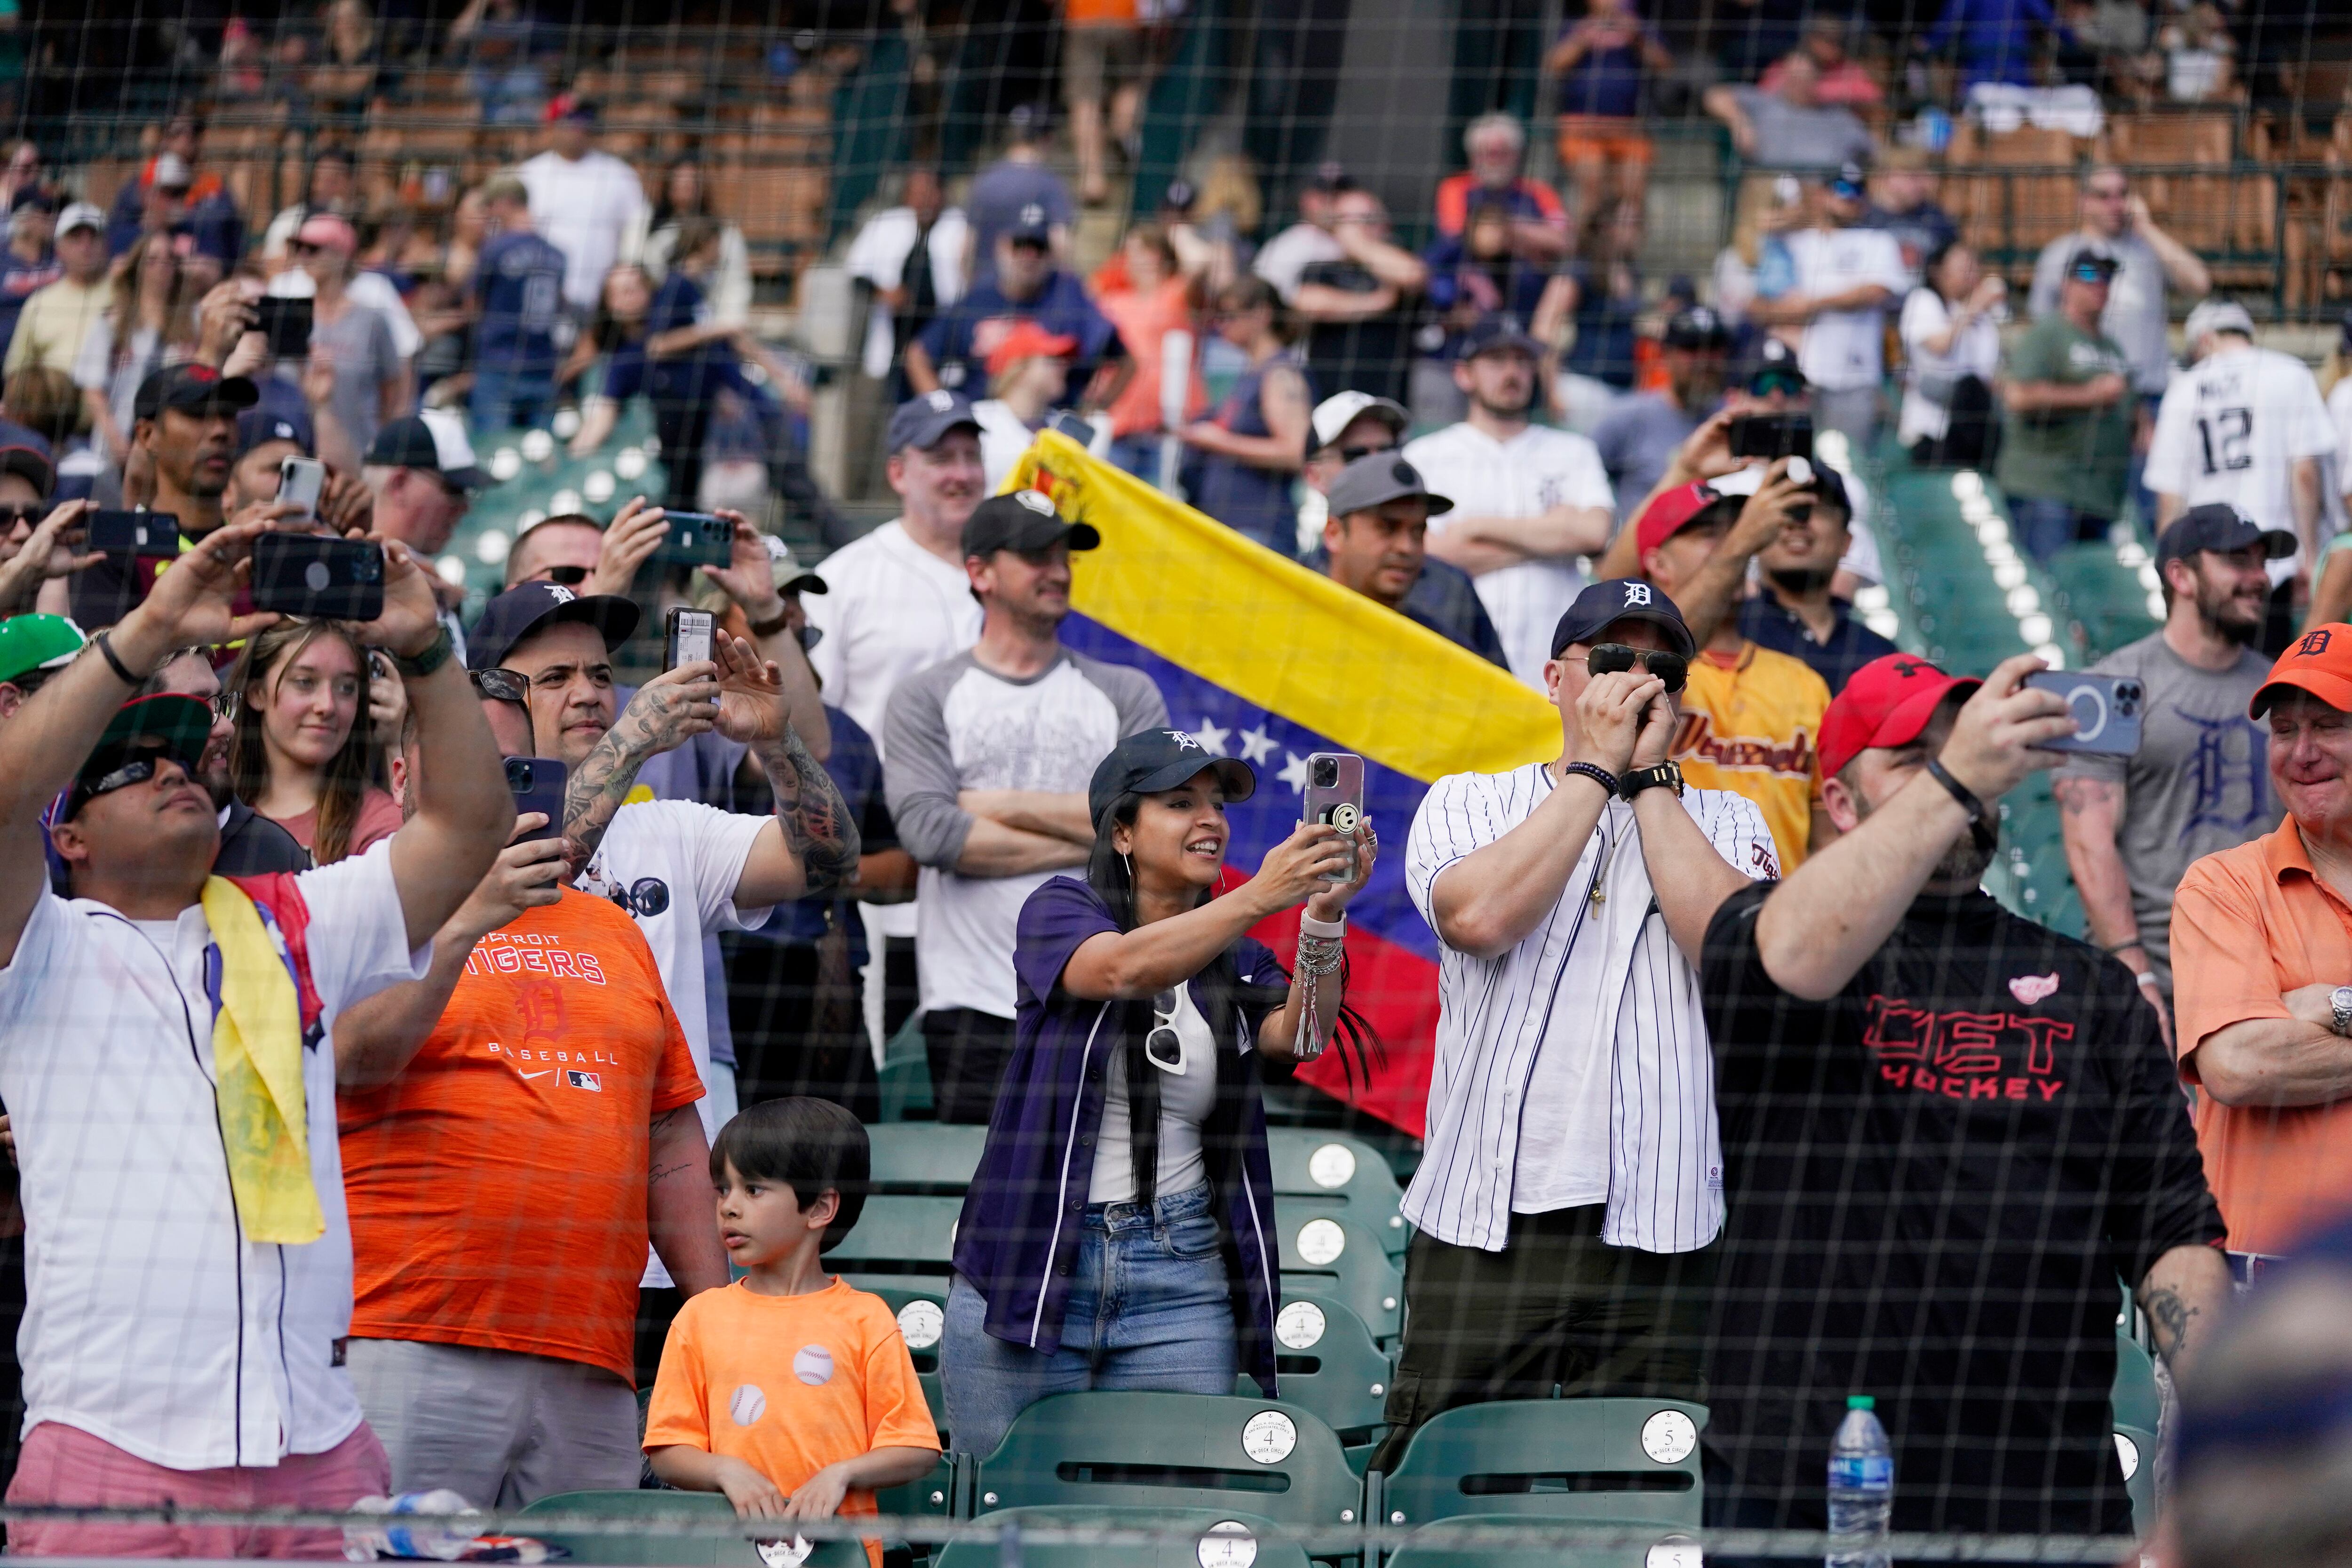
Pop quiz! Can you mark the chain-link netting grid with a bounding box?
[0,0,2344,1561]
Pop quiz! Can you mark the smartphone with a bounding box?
[504,756,567,843]
[2024,671,2145,756]
[87,510,181,557]
[664,606,715,671]
[278,455,326,517]
[1728,412,1815,462]
[254,295,312,359]
[249,533,385,621]
[655,511,734,568]
[1300,752,1366,886]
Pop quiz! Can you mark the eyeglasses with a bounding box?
[1566,643,1689,693]
[1748,369,1805,397]
[2067,264,2114,284]
[208,691,238,721]
[0,505,42,532]
[1333,444,1393,464]
[471,665,531,705]
[287,239,319,255]
[1144,989,1186,1073]
[542,564,592,586]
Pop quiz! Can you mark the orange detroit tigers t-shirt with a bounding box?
[340,887,703,1383]
[644,1279,941,1568]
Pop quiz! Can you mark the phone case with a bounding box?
[505,756,567,843]
[659,513,734,568]
[2024,672,2145,756]
[1300,752,1366,885]
[664,608,715,671]
[249,533,386,621]
[88,512,181,557]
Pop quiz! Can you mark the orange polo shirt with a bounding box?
[2170,818,2352,1255]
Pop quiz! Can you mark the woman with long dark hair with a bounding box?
[226,619,401,866]
[942,729,1376,1459]
[1180,275,1311,554]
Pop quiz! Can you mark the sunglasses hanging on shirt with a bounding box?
[1145,990,1185,1074]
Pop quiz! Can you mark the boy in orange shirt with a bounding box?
[645,1100,940,1557]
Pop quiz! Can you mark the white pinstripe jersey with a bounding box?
[1402,764,1778,1254]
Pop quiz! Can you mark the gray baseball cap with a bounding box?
[888,390,982,454]
[1326,454,1454,520]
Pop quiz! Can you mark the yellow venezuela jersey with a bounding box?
[1674,641,1830,871]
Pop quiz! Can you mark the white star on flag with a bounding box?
[1278,751,1313,794]
[1192,720,1232,756]
[1238,726,1277,765]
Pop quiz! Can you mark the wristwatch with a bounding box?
[389,625,454,680]
[2331,986,2352,1038]
[1619,760,1685,801]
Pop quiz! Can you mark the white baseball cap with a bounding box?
[56,202,103,236]
[2184,298,2256,345]
[1305,390,1409,461]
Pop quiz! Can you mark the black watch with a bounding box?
[1619,760,1685,801]
[389,626,454,680]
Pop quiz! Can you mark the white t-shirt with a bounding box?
[1251,223,1345,305]
[519,150,649,312]
[1089,979,1218,1204]
[0,843,427,1469]
[844,204,970,379]
[2145,344,2339,579]
[2328,376,2352,495]
[804,521,985,758]
[1402,421,1615,690]
[1783,226,1908,392]
[1897,288,2004,445]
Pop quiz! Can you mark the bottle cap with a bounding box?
[1848,1394,1875,1410]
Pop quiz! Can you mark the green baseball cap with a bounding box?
[0,614,86,685]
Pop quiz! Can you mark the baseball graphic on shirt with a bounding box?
[729,1384,767,1426]
[793,1344,835,1386]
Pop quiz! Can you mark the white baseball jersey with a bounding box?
[1402,764,1777,1254]
[1402,422,1615,690]
[1783,226,1907,392]
[2145,345,2338,579]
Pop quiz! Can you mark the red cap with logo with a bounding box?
[1633,481,1732,558]
[1818,653,1984,780]
[2249,623,2352,718]
[984,319,1081,377]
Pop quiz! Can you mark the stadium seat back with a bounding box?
[864,1284,952,1443]
[1376,1399,1707,1528]
[933,1505,1316,1568]
[2114,1424,2157,1536]
[1240,1295,1395,1443]
[1381,1520,1702,1567]
[876,1016,935,1122]
[1266,1130,1410,1254]
[824,1194,961,1280]
[514,1490,866,1566]
[866,1123,987,1193]
[1277,1215,1403,1342]
[971,1392,1364,1529]
[2112,1329,2161,1433]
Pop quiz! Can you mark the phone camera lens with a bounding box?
[353,552,382,583]
[1311,759,1338,788]
[509,762,532,788]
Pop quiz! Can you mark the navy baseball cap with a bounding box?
[1549,578,1697,660]
[961,489,1101,557]
[1739,337,1807,395]
[1663,305,1729,351]
[2157,501,2296,566]
[367,411,487,492]
[1456,313,1543,361]
[466,581,642,672]
[1827,160,1868,199]
[1088,728,1255,827]
[1007,202,1053,245]
[235,404,314,461]
[133,363,259,422]
[888,390,982,454]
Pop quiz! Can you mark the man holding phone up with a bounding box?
[70,364,257,629]
[1381,578,1778,1472]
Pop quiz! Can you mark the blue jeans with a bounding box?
[942,1183,1237,1460]
[471,369,556,435]
[2011,494,2111,563]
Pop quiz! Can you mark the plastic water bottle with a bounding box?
[342,1490,481,1561]
[1826,1395,1894,1568]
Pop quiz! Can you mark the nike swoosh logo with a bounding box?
[521,1071,552,1080]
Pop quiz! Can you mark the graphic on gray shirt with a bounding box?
[2055,633,2278,987]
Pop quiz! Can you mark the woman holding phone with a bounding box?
[942,729,1376,1459]
[227,619,402,865]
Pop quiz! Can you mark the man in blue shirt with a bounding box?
[1919,0,2073,94]
[644,216,747,510]
[469,174,569,433]
[907,210,1127,411]
[963,105,1074,281]
[1732,465,1897,695]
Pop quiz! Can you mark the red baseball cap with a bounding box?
[2250,623,2352,718]
[1633,481,1735,558]
[1818,653,1983,780]
[984,319,1080,377]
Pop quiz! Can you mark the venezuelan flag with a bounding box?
[1007,430,1558,1135]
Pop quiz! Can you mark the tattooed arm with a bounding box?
[2137,1242,2232,1380]
[647,1104,728,1295]
[559,663,724,874]
[709,633,859,904]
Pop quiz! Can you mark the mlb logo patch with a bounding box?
[566,1070,603,1092]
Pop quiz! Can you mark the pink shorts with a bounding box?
[7,1419,391,1559]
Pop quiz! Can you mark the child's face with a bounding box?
[715,1159,835,1270]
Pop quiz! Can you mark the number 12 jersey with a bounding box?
[2144,344,2337,579]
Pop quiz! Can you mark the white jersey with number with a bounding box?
[2145,345,2338,580]
[1783,226,1908,392]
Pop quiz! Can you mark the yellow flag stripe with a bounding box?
[1006,431,1558,783]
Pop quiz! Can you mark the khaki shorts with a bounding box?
[1064,21,1146,106]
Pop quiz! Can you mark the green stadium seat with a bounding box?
[1277,1215,1403,1342]
[2112,1329,2161,1433]
[874,1452,966,1539]
[932,1506,1315,1568]
[1233,1294,1395,1447]
[864,1284,951,1442]
[2114,1424,2157,1536]
[1373,1399,1706,1531]
[867,1123,986,1193]
[876,1015,934,1122]
[969,1392,1364,1531]
[827,1194,960,1288]
[1382,1520,1701,1567]
[513,1490,866,1566]
[1266,1130,1410,1256]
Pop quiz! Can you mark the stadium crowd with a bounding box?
[0,0,2351,1562]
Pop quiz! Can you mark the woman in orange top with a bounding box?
[1093,223,1205,482]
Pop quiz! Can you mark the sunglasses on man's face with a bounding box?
[0,505,42,533]
[1569,643,1689,693]
[469,666,534,720]
[541,564,592,586]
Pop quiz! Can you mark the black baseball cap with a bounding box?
[1326,454,1454,520]
[2066,244,2122,282]
[133,363,259,422]
[366,412,487,491]
[1549,578,1697,660]
[1307,161,1356,195]
[2156,501,2296,566]
[1663,305,1730,351]
[0,437,56,499]
[1088,728,1255,827]
[1455,313,1543,361]
[236,404,314,462]
[887,390,982,454]
[1737,337,1807,396]
[1827,160,1868,199]
[961,489,1101,558]
[466,581,642,672]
